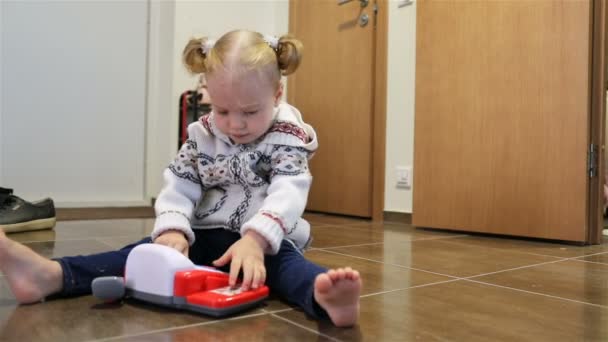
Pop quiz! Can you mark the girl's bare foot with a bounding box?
[0,229,63,303]
[314,267,361,327]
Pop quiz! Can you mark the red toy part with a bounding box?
[173,269,269,309]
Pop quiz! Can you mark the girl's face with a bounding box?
[206,70,281,145]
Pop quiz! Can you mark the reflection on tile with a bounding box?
[304,212,369,226]
[0,296,211,341]
[259,295,298,313]
[329,239,558,277]
[276,280,608,341]
[305,250,450,294]
[119,314,333,341]
[7,219,153,243]
[96,236,149,250]
[474,260,608,306]
[440,235,608,258]
[24,240,117,259]
[311,224,463,248]
[6,229,57,243]
[579,252,608,265]
[51,219,155,240]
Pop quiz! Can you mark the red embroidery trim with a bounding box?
[268,121,308,143]
[200,114,212,132]
[261,212,288,234]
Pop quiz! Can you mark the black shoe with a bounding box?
[0,187,56,233]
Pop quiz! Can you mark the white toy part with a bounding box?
[92,243,269,317]
[124,243,220,298]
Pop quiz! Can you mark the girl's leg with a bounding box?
[54,237,152,297]
[265,241,328,318]
[56,228,239,297]
[188,229,240,270]
[265,240,361,327]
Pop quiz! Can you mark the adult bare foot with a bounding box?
[0,229,63,303]
[314,267,361,327]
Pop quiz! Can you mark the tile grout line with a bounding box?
[271,314,344,342]
[464,278,608,309]
[312,234,471,252]
[316,249,462,280]
[569,258,608,266]
[87,311,271,342]
[565,250,608,259]
[434,237,570,260]
[95,239,121,249]
[318,246,608,286]
[312,242,384,250]
[16,235,148,245]
[261,307,296,314]
[359,278,462,298]
[398,234,472,242]
[464,259,568,280]
[461,251,608,309]
[323,242,608,310]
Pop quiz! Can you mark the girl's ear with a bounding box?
[274,82,284,106]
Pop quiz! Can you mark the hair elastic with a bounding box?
[263,35,279,50]
[201,39,216,55]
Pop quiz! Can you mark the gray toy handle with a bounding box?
[92,276,125,301]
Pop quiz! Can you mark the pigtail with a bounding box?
[182,37,209,74]
[276,35,303,76]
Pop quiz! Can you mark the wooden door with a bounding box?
[288,0,383,218]
[413,0,597,242]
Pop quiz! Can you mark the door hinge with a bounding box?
[588,143,598,178]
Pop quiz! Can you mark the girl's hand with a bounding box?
[154,230,189,257]
[213,230,268,291]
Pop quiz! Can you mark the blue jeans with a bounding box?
[54,229,329,319]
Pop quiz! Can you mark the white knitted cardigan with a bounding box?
[151,103,318,255]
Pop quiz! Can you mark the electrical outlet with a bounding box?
[396,166,412,188]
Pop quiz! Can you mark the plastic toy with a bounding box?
[91,243,269,317]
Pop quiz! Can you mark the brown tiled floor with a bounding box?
[1,214,607,341]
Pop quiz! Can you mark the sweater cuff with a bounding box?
[152,211,195,245]
[242,213,286,255]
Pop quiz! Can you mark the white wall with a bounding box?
[145,1,177,200]
[1,1,148,206]
[384,1,416,213]
[146,0,290,198]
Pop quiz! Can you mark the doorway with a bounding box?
[413,0,605,244]
[288,0,388,220]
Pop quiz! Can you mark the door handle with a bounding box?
[338,0,369,8]
[398,0,414,8]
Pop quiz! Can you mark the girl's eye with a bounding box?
[244,111,258,116]
[217,111,228,116]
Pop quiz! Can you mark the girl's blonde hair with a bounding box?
[182,30,303,88]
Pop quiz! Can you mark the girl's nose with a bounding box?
[229,115,246,129]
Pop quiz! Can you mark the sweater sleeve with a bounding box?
[151,138,202,245]
[241,145,312,255]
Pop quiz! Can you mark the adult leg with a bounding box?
[0,230,149,303]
